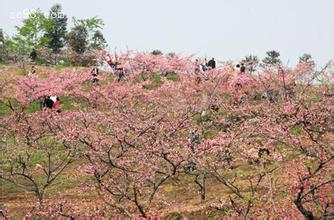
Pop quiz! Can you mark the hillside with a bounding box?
[0,61,333,219]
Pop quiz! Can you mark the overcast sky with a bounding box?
[1,0,333,66]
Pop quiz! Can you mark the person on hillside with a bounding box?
[30,48,37,62]
[200,58,208,72]
[28,65,36,76]
[207,58,216,69]
[194,59,202,83]
[240,63,246,73]
[258,147,270,158]
[43,96,54,110]
[189,130,201,153]
[50,95,57,103]
[114,60,125,82]
[184,129,201,172]
[91,67,99,83]
[116,67,125,82]
[107,54,115,68]
[195,59,201,74]
[52,97,61,113]
[286,81,296,99]
[264,88,276,103]
[235,64,241,72]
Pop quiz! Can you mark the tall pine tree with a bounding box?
[90,30,107,50]
[66,25,88,54]
[262,50,281,67]
[45,4,67,63]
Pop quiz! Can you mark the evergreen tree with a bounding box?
[151,49,163,56]
[66,25,88,53]
[67,17,107,52]
[90,30,107,49]
[299,53,314,65]
[262,50,281,66]
[45,4,68,54]
[242,55,259,73]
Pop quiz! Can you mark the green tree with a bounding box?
[299,53,314,65]
[15,10,52,49]
[67,17,107,52]
[72,16,107,49]
[45,4,68,54]
[167,52,176,58]
[66,25,88,53]
[90,30,107,49]
[4,36,32,67]
[262,50,281,66]
[6,9,52,65]
[242,55,259,73]
[73,16,104,32]
[151,49,163,56]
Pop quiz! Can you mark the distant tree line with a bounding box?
[0,5,316,68]
[240,50,315,73]
[0,4,107,66]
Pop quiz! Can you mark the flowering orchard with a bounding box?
[0,53,333,219]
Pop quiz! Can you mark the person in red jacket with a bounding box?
[52,97,61,113]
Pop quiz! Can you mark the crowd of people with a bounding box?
[194,56,248,75]
[194,58,249,74]
[89,57,126,84]
[107,54,125,81]
[235,63,246,73]
[90,54,126,83]
[195,57,216,73]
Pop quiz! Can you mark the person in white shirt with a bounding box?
[50,96,57,102]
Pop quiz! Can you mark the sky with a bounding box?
[1,0,333,66]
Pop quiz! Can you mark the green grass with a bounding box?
[55,61,71,71]
[16,68,28,76]
[0,99,20,116]
[25,101,42,113]
[62,96,90,110]
[55,65,65,72]
[0,100,12,116]
[107,72,114,81]
[165,72,180,81]
[1,149,87,195]
[0,180,27,194]
[0,171,92,196]
[195,111,213,125]
[152,74,163,83]
[290,125,302,136]
[143,74,164,90]
[203,127,220,139]
[60,96,77,110]
[46,174,92,194]
[29,150,48,165]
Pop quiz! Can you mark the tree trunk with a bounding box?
[294,196,315,220]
